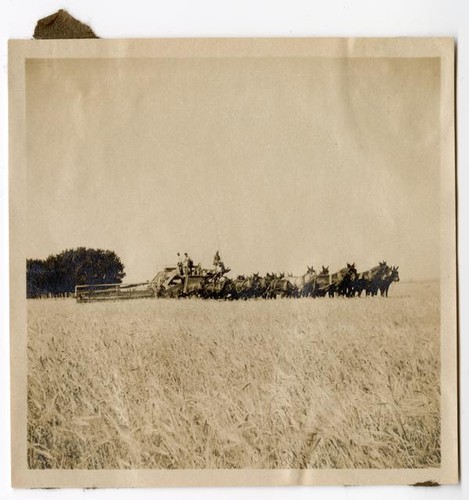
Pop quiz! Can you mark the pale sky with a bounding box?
[26,56,440,282]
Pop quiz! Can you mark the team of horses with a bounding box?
[154,261,400,299]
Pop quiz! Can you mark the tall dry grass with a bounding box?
[27,281,440,469]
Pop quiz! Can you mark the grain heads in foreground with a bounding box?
[27,282,440,469]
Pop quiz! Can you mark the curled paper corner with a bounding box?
[33,9,98,39]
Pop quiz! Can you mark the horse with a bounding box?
[336,263,358,297]
[378,266,399,297]
[354,261,388,297]
[314,263,357,297]
[232,273,261,300]
[302,265,317,297]
[264,277,296,299]
[314,266,334,297]
[257,273,274,298]
[201,276,231,299]
[284,266,317,297]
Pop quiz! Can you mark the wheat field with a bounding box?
[27,281,440,469]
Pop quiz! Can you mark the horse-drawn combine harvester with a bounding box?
[75,256,399,303]
[75,264,232,303]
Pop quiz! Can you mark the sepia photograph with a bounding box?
[9,37,457,487]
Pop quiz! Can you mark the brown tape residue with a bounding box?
[33,9,98,39]
[412,481,440,487]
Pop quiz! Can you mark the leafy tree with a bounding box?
[26,259,48,298]
[26,248,126,298]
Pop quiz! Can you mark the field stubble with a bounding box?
[27,281,440,469]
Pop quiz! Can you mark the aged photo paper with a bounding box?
[9,38,457,487]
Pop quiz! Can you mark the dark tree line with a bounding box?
[26,247,125,298]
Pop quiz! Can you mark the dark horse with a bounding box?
[336,263,358,297]
[378,265,400,297]
[354,261,388,297]
[315,263,357,297]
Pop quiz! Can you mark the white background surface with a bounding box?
[0,1,467,499]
